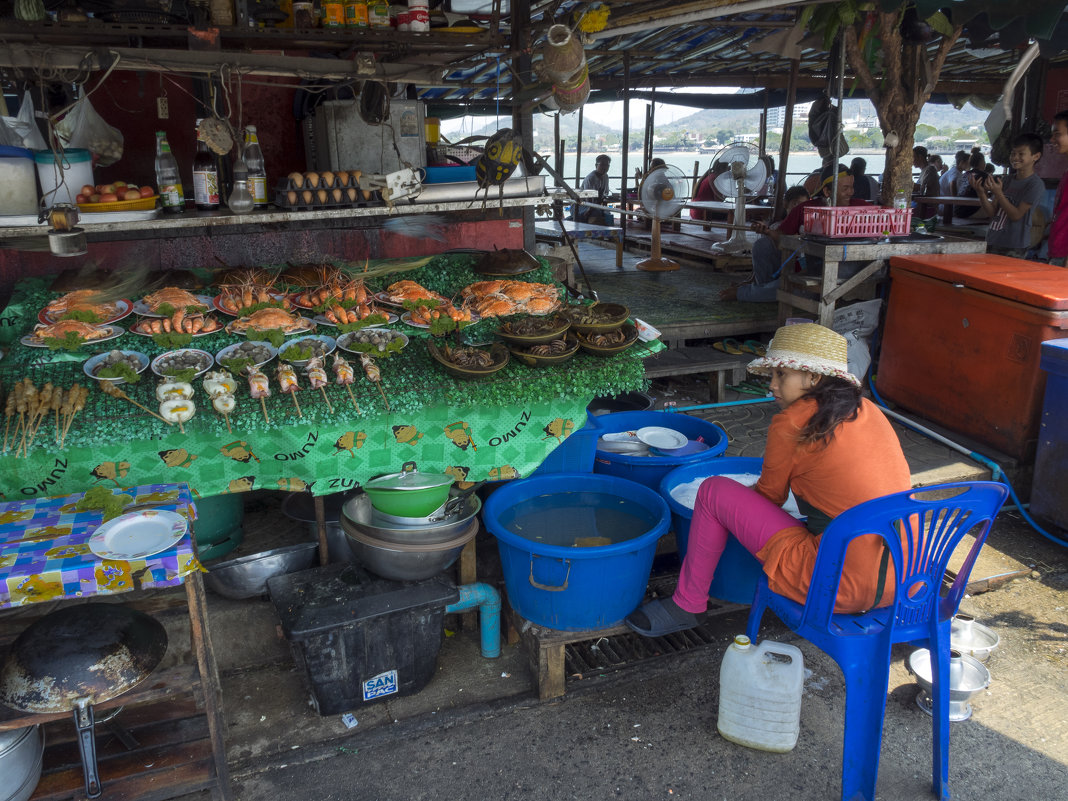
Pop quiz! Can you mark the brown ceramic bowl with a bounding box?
[575,323,639,357]
[508,332,579,367]
[427,340,509,379]
[563,303,630,333]
[496,314,571,346]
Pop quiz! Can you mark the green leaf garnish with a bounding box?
[281,344,313,363]
[220,357,256,375]
[252,328,287,348]
[151,332,194,349]
[237,299,285,317]
[76,486,133,522]
[43,331,88,351]
[60,309,104,324]
[339,336,406,358]
[96,362,141,383]
[335,313,387,334]
[161,367,198,383]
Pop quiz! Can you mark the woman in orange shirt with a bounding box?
[626,323,911,637]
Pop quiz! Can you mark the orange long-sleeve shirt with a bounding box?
[754,397,912,613]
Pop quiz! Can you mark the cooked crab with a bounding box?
[142,286,205,312]
[384,279,446,304]
[31,320,110,342]
[43,289,121,319]
[229,307,309,334]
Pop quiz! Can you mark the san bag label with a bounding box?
[363,670,399,701]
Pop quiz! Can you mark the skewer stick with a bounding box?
[260,397,270,424]
[375,380,390,411]
[319,387,333,414]
[345,384,361,413]
[177,419,185,434]
[289,390,303,418]
[222,411,232,434]
[101,384,173,426]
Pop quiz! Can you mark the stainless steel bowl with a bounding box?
[341,517,477,581]
[0,725,43,801]
[282,491,357,564]
[341,492,481,545]
[204,542,319,599]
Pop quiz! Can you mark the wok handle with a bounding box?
[73,700,102,799]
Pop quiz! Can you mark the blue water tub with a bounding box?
[592,411,728,489]
[483,473,670,631]
[659,457,769,604]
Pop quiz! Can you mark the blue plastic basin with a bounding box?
[659,457,767,604]
[592,411,728,489]
[483,473,670,631]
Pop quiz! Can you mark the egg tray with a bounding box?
[273,183,381,211]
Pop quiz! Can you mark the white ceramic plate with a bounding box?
[336,328,410,355]
[400,311,429,329]
[127,316,222,337]
[21,324,124,348]
[278,334,337,366]
[213,292,288,317]
[83,350,150,384]
[151,348,214,378]
[635,426,688,450]
[215,340,278,369]
[89,509,188,560]
[133,294,213,318]
[38,298,134,326]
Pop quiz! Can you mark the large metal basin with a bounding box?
[341,492,481,545]
[341,517,477,581]
[0,725,43,801]
[204,542,319,599]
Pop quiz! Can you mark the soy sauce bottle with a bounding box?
[192,119,220,211]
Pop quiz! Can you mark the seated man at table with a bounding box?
[719,186,809,302]
[689,162,730,224]
[913,146,941,219]
[720,164,871,301]
[574,154,615,226]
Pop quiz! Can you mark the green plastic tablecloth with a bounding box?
[0,258,655,499]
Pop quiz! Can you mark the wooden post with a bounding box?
[776,56,800,220]
[314,494,329,565]
[621,50,630,246]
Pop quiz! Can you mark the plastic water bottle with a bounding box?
[717,635,804,753]
[154,131,185,214]
[893,189,909,211]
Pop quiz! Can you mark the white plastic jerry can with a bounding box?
[717,635,804,753]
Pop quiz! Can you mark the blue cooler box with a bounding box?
[1031,338,1068,532]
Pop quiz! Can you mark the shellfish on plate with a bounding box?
[225,307,314,336]
[23,320,122,346]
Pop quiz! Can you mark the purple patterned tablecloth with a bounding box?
[0,483,200,609]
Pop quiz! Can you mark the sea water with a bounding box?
[497,491,660,548]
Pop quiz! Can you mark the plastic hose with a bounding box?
[445,583,501,658]
[868,375,1067,548]
[664,397,776,414]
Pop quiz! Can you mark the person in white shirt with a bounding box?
[574,154,614,225]
[940,151,968,197]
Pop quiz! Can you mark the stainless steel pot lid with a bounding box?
[364,470,454,492]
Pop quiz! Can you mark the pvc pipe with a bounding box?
[445,583,501,658]
[664,397,776,413]
[868,376,1067,549]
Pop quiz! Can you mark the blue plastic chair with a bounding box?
[745,482,1009,801]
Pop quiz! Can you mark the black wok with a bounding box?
[0,603,168,799]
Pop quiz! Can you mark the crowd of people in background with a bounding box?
[571,108,1068,270]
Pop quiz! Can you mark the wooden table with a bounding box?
[918,195,987,226]
[535,220,624,268]
[0,484,230,801]
[684,200,774,222]
[776,234,988,327]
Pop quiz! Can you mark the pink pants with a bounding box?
[673,476,803,613]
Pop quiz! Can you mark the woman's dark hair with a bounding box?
[799,376,863,446]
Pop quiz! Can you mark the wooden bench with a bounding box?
[535,221,624,268]
[643,347,750,401]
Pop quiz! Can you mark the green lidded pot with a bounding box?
[362,470,454,517]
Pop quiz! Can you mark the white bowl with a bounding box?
[83,350,150,384]
[150,348,214,379]
[278,334,337,367]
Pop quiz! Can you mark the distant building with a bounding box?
[766,102,814,132]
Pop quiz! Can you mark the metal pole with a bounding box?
[830,33,847,206]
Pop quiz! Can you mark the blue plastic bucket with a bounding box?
[592,411,728,489]
[659,457,768,604]
[483,473,670,631]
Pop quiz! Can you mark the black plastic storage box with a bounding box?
[268,562,458,715]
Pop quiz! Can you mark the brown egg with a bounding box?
[316,188,328,205]
[351,170,362,187]
[361,189,372,200]
[346,187,358,203]
[305,171,320,187]
[321,171,335,187]
[288,171,304,189]
[331,187,343,203]
[301,190,314,205]
[286,190,298,205]
[335,170,350,187]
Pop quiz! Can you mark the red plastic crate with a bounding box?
[803,206,912,238]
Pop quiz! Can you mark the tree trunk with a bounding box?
[843,11,962,206]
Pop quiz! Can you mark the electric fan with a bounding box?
[711,143,768,254]
[636,165,690,272]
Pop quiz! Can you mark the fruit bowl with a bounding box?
[77,195,159,213]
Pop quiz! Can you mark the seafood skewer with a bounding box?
[17,380,37,457]
[204,371,237,433]
[51,386,64,445]
[99,380,172,428]
[3,387,14,453]
[276,363,303,418]
[24,382,53,454]
[358,354,390,411]
[332,354,360,412]
[305,357,333,414]
[247,368,271,424]
[60,384,90,449]
[160,399,195,434]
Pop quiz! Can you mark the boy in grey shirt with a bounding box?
[973,133,1045,258]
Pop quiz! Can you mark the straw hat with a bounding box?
[747,323,860,387]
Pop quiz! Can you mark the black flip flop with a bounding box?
[624,598,705,638]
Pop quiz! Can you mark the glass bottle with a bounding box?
[242,126,269,208]
[227,160,254,215]
[192,119,220,211]
[154,131,185,214]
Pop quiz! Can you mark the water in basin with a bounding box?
[497,490,661,548]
